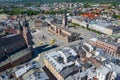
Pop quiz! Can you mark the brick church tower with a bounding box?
[62,10,68,28]
[18,17,33,50]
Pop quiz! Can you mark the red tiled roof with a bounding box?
[81,12,100,19]
[93,77,98,80]
[35,20,42,23]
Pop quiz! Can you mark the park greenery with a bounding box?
[83,3,91,8]
[87,27,102,34]
[0,7,65,15]
[0,8,40,15]
[69,23,80,28]
[44,10,64,15]
[112,14,120,19]
[21,0,120,3]
[72,23,80,27]
[72,22,102,34]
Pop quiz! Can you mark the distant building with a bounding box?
[48,23,80,42]
[34,20,42,28]
[89,37,120,57]
[105,25,120,35]
[0,14,8,20]
[47,15,80,43]
[69,17,120,35]
[68,16,88,28]
[81,12,100,19]
[100,4,111,9]
[89,20,120,35]
[31,19,49,28]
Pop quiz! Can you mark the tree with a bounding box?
[83,3,90,8]
[112,14,120,18]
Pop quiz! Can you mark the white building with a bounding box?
[0,14,8,20]
[89,20,120,35]
[96,66,110,80]
[68,16,88,27]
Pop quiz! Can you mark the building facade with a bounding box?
[89,37,120,57]
[0,19,33,72]
[47,15,80,43]
[44,47,79,80]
